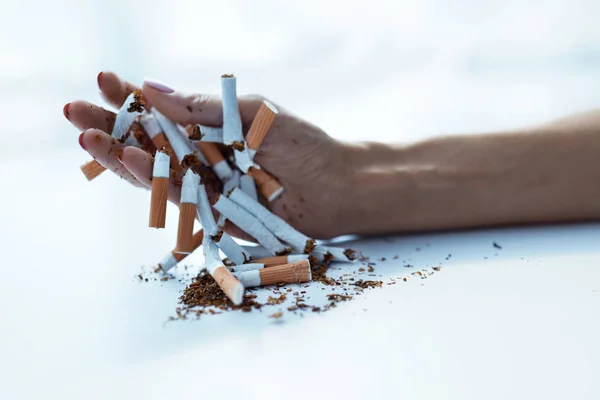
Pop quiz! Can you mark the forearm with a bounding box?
[342,109,600,235]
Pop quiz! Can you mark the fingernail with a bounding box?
[144,77,174,93]
[78,132,87,150]
[63,103,71,120]
[97,71,104,88]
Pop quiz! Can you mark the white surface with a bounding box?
[1,0,600,398]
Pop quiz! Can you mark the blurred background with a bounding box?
[1,1,600,398]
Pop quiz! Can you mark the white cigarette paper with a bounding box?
[181,170,200,204]
[203,237,244,305]
[228,188,353,262]
[234,270,261,287]
[239,174,258,202]
[233,147,256,173]
[216,232,250,265]
[213,195,287,255]
[153,151,170,178]
[241,245,273,260]
[230,263,264,273]
[196,184,218,236]
[112,92,143,141]
[213,159,234,181]
[217,170,241,227]
[221,75,244,146]
[158,252,178,273]
[140,114,162,139]
[152,109,207,165]
[189,125,223,143]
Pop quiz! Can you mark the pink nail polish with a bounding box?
[144,77,174,93]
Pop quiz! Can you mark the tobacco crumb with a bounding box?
[186,105,193,113]
[380,257,386,262]
[189,125,203,141]
[343,249,358,261]
[358,267,365,272]
[404,264,413,268]
[493,242,502,249]
[127,89,146,113]
[353,280,383,289]
[231,141,245,151]
[367,265,375,273]
[181,152,202,170]
[222,74,235,78]
[304,239,316,254]
[161,277,169,282]
[432,266,441,271]
[276,247,293,256]
[393,255,399,259]
[287,305,298,311]
[211,231,224,243]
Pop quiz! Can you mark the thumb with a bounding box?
[143,77,263,128]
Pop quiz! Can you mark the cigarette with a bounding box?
[175,169,200,254]
[158,229,204,272]
[239,174,258,201]
[197,142,233,181]
[216,232,250,265]
[112,90,145,142]
[140,114,182,174]
[152,109,208,167]
[203,237,244,305]
[221,74,244,146]
[217,170,241,227]
[248,167,284,201]
[80,160,106,181]
[228,188,307,251]
[149,150,170,228]
[187,124,223,143]
[230,263,264,273]
[212,194,288,255]
[246,100,278,158]
[241,245,273,260]
[252,254,309,268]
[228,188,355,262]
[234,260,311,288]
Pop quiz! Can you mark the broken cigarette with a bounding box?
[175,169,199,254]
[246,100,278,158]
[152,109,208,167]
[140,113,182,173]
[197,142,233,181]
[239,174,258,202]
[149,150,170,228]
[196,182,249,265]
[212,194,288,255]
[217,170,241,228]
[234,260,312,288]
[187,124,223,143]
[203,237,244,305]
[158,229,204,273]
[230,263,265,273]
[248,167,284,202]
[221,74,244,146]
[252,254,309,268]
[80,91,146,181]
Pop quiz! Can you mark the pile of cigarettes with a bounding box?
[82,74,357,305]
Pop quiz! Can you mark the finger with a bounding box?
[97,71,149,110]
[67,101,115,132]
[118,146,182,204]
[142,78,263,127]
[80,129,145,188]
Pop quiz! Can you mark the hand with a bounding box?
[65,72,355,239]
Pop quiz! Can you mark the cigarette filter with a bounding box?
[140,113,182,173]
[197,142,233,181]
[149,150,170,228]
[80,159,106,181]
[175,170,199,254]
[246,100,278,158]
[187,124,223,143]
[221,74,243,146]
[248,167,284,201]
[152,109,208,166]
[239,174,258,201]
[252,254,309,268]
[234,260,311,288]
[203,237,244,305]
[213,194,287,255]
[158,229,204,272]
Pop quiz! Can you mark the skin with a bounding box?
[65,71,600,240]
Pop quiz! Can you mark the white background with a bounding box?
[0,0,599,398]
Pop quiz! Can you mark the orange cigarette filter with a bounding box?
[80,160,106,181]
[246,101,279,151]
[212,266,245,304]
[258,260,312,285]
[149,150,170,228]
[248,167,284,202]
[253,254,310,268]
